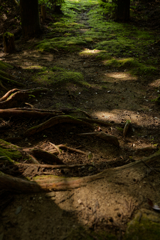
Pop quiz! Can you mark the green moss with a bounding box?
[33,67,90,87]
[125,210,160,240]
[24,65,44,70]
[0,74,24,86]
[3,32,14,38]
[0,139,22,164]
[0,147,22,160]
[36,36,87,52]
[104,58,157,76]
[0,60,13,70]
[116,127,123,132]
[0,70,14,79]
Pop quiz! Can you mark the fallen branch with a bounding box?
[51,143,87,155]
[49,143,62,154]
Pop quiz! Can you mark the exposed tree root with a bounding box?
[0,88,48,109]
[15,107,63,114]
[0,89,19,101]
[25,152,39,164]
[24,115,93,136]
[0,109,60,118]
[1,84,158,195]
[29,149,64,165]
[1,150,160,192]
[16,162,93,170]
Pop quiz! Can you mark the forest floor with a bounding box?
[1,0,160,239]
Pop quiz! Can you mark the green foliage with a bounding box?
[99,0,117,18]
[39,0,64,8]
[36,36,87,52]
[32,67,90,87]
[104,57,157,75]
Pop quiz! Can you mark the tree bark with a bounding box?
[116,0,130,22]
[41,5,46,22]
[20,0,41,38]
[3,32,15,54]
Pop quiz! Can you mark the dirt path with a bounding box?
[1,0,160,239]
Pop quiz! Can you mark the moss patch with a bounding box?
[0,60,13,70]
[33,67,90,87]
[125,209,160,240]
[36,36,88,52]
[104,57,157,75]
[0,139,22,163]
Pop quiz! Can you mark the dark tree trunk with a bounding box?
[54,5,63,14]
[116,0,130,22]
[3,32,15,53]
[20,0,41,38]
[41,5,46,22]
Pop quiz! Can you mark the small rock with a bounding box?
[15,206,22,215]
[78,199,82,204]
[45,192,56,198]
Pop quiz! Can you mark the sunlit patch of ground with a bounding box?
[149,78,160,88]
[93,109,160,126]
[79,48,103,55]
[104,72,137,82]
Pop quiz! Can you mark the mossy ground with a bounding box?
[32,66,90,87]
[35,0,159,77]
[125,210,160,240]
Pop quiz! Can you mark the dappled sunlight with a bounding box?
[79,48,103,56]
[104,72,137,81]
[93,109,158,126]
[67,0,99,4]
[51,178,139,226]
[23,65,44,70]
[149,78,160,88]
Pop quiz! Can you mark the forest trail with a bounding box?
[1,0,160,239]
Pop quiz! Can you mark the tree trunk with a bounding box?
[20,0,41,38]
[116,0,130,22]
[41,5,46,22]
[3,32,15,54]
